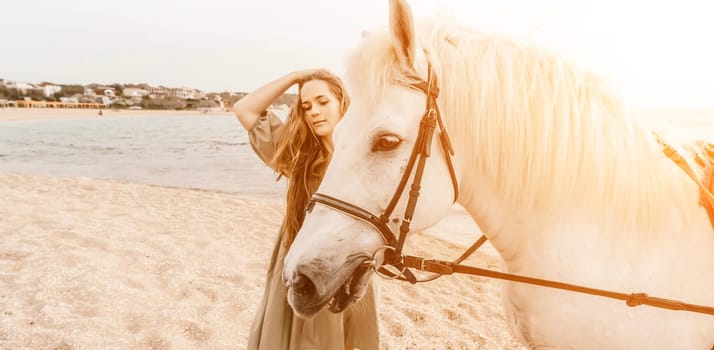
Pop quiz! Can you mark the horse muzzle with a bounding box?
[284,256,373,318]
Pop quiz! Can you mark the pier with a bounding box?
[0,100,104,109]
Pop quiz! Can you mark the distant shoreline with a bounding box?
[0,108,233,122]
[2,107,711,123]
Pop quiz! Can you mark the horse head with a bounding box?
[282,0,462,318]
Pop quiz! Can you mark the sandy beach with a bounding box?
[0,171,525,349]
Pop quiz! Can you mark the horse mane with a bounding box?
[346,19,704,233]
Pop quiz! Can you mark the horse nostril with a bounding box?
[293,273,317,297]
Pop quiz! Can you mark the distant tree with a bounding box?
[111,100,128,109]
[274,93,297,106]
[111,84,124,96]
[4,88,21,100]
[162,96,187,110]
[140,96,187,110]
[78,95,97,103]
[27,89,45,101]
[197,99,215,108]
[59,84,84,97]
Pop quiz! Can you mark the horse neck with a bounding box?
[451,99,701,247]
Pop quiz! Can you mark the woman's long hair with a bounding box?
[271,70,350,247]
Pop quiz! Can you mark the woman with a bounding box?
[234,69,381,350]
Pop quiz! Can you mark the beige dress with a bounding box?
[246,111,381,350]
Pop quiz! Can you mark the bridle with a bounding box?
[308,53,459,284]
[305,54,714,316]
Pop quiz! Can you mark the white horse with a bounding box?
[282,0,714,348]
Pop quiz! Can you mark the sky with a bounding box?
[2,0,714,109]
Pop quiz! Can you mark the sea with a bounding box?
[0,113,287,200]
[2,109,714,248]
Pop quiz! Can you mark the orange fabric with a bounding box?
[656,134,714,230]
[696,143,714,229]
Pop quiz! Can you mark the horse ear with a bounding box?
[389,0,416,68]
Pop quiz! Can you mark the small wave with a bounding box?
[87,146,118,152]
[42,142,118,153]
[200,140,244,147]
[211,141,243,147]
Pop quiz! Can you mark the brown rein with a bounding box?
[397,235,714,315]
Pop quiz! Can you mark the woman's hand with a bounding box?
[290,69,327,84]
[233,68,327,131]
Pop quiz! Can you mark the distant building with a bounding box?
[5,81,35,93]
[122,88,149,98]
[146,86,168,95]
[42,84,61,98]
[60,96,79,103]
[169,87,199,99]
[101,96,113,105]
[213,95,225,110]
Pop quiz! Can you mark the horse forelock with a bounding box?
[346,18,708,235]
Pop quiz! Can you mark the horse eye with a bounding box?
[371,134,402,152]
